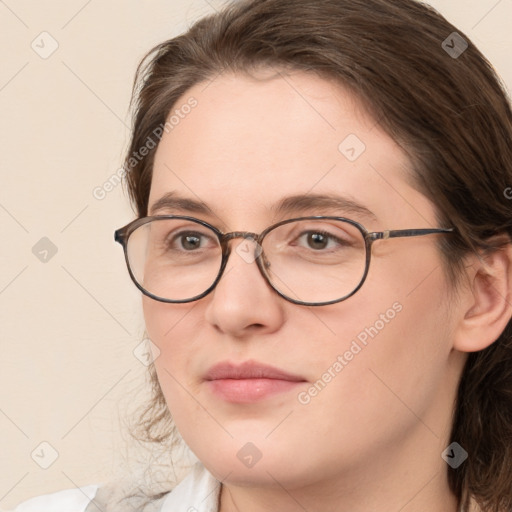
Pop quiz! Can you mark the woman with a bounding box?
[13,0,512,510]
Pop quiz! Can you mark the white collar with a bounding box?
[160,462,220,512]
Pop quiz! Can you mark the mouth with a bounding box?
[204,360,307,403]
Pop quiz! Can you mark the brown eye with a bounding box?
[175,233,203,251]
[294,230,350,251]
[306,232,329,250]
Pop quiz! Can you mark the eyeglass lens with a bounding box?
[126,218,367,304]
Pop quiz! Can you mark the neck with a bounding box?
[219,424,460,512]
[220,470,459,512]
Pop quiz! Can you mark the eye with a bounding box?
[295,230,349,251]
[303,231,330,250]
[170,231,213,251]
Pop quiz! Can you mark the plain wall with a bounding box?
[1,0,511,508]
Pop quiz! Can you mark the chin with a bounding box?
[186,432,314,486]
[203,453,307,488]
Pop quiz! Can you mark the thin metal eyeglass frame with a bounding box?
[114,215,455,307]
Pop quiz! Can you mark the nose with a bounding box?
[203,237,286,338]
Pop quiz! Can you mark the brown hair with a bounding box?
[122,0,512,510]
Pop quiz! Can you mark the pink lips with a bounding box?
[204,361,306,403]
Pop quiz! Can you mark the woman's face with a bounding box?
[143,70,465,492]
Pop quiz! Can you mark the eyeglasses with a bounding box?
[114,215,454,307]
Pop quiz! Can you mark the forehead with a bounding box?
[149,70,436,230]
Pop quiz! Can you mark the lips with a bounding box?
[205,361,305,381]
[204,361,306,403]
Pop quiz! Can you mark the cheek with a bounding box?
[142,297,164,341]
[360,265,452,420]
[309,250,454,427]
[142,296,211,375]
[142,297,199,384]
[143,297,192,351]
[142,298,232,453]
[142,297,199,418]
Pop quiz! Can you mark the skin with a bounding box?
[142,69,512,512]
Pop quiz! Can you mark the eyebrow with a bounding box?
[148,191,377,221]
[149,191,213,216]
[271,193,377,220]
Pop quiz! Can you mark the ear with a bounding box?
[453,239,512,353]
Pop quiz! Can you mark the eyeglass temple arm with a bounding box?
[368,227,454,241]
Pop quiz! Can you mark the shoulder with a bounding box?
[10,463,220,512]
[11,484,99,512]
[86,463,220,511]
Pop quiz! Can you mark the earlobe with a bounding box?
[453,241,512,353]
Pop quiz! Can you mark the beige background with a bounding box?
[1,0,511,508]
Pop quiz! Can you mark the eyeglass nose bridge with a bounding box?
[220,231,266,265]
[220,231,261,254]
[221,231,260,243]
[220,231,263,263]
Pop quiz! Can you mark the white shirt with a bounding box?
[11,463,220,512]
